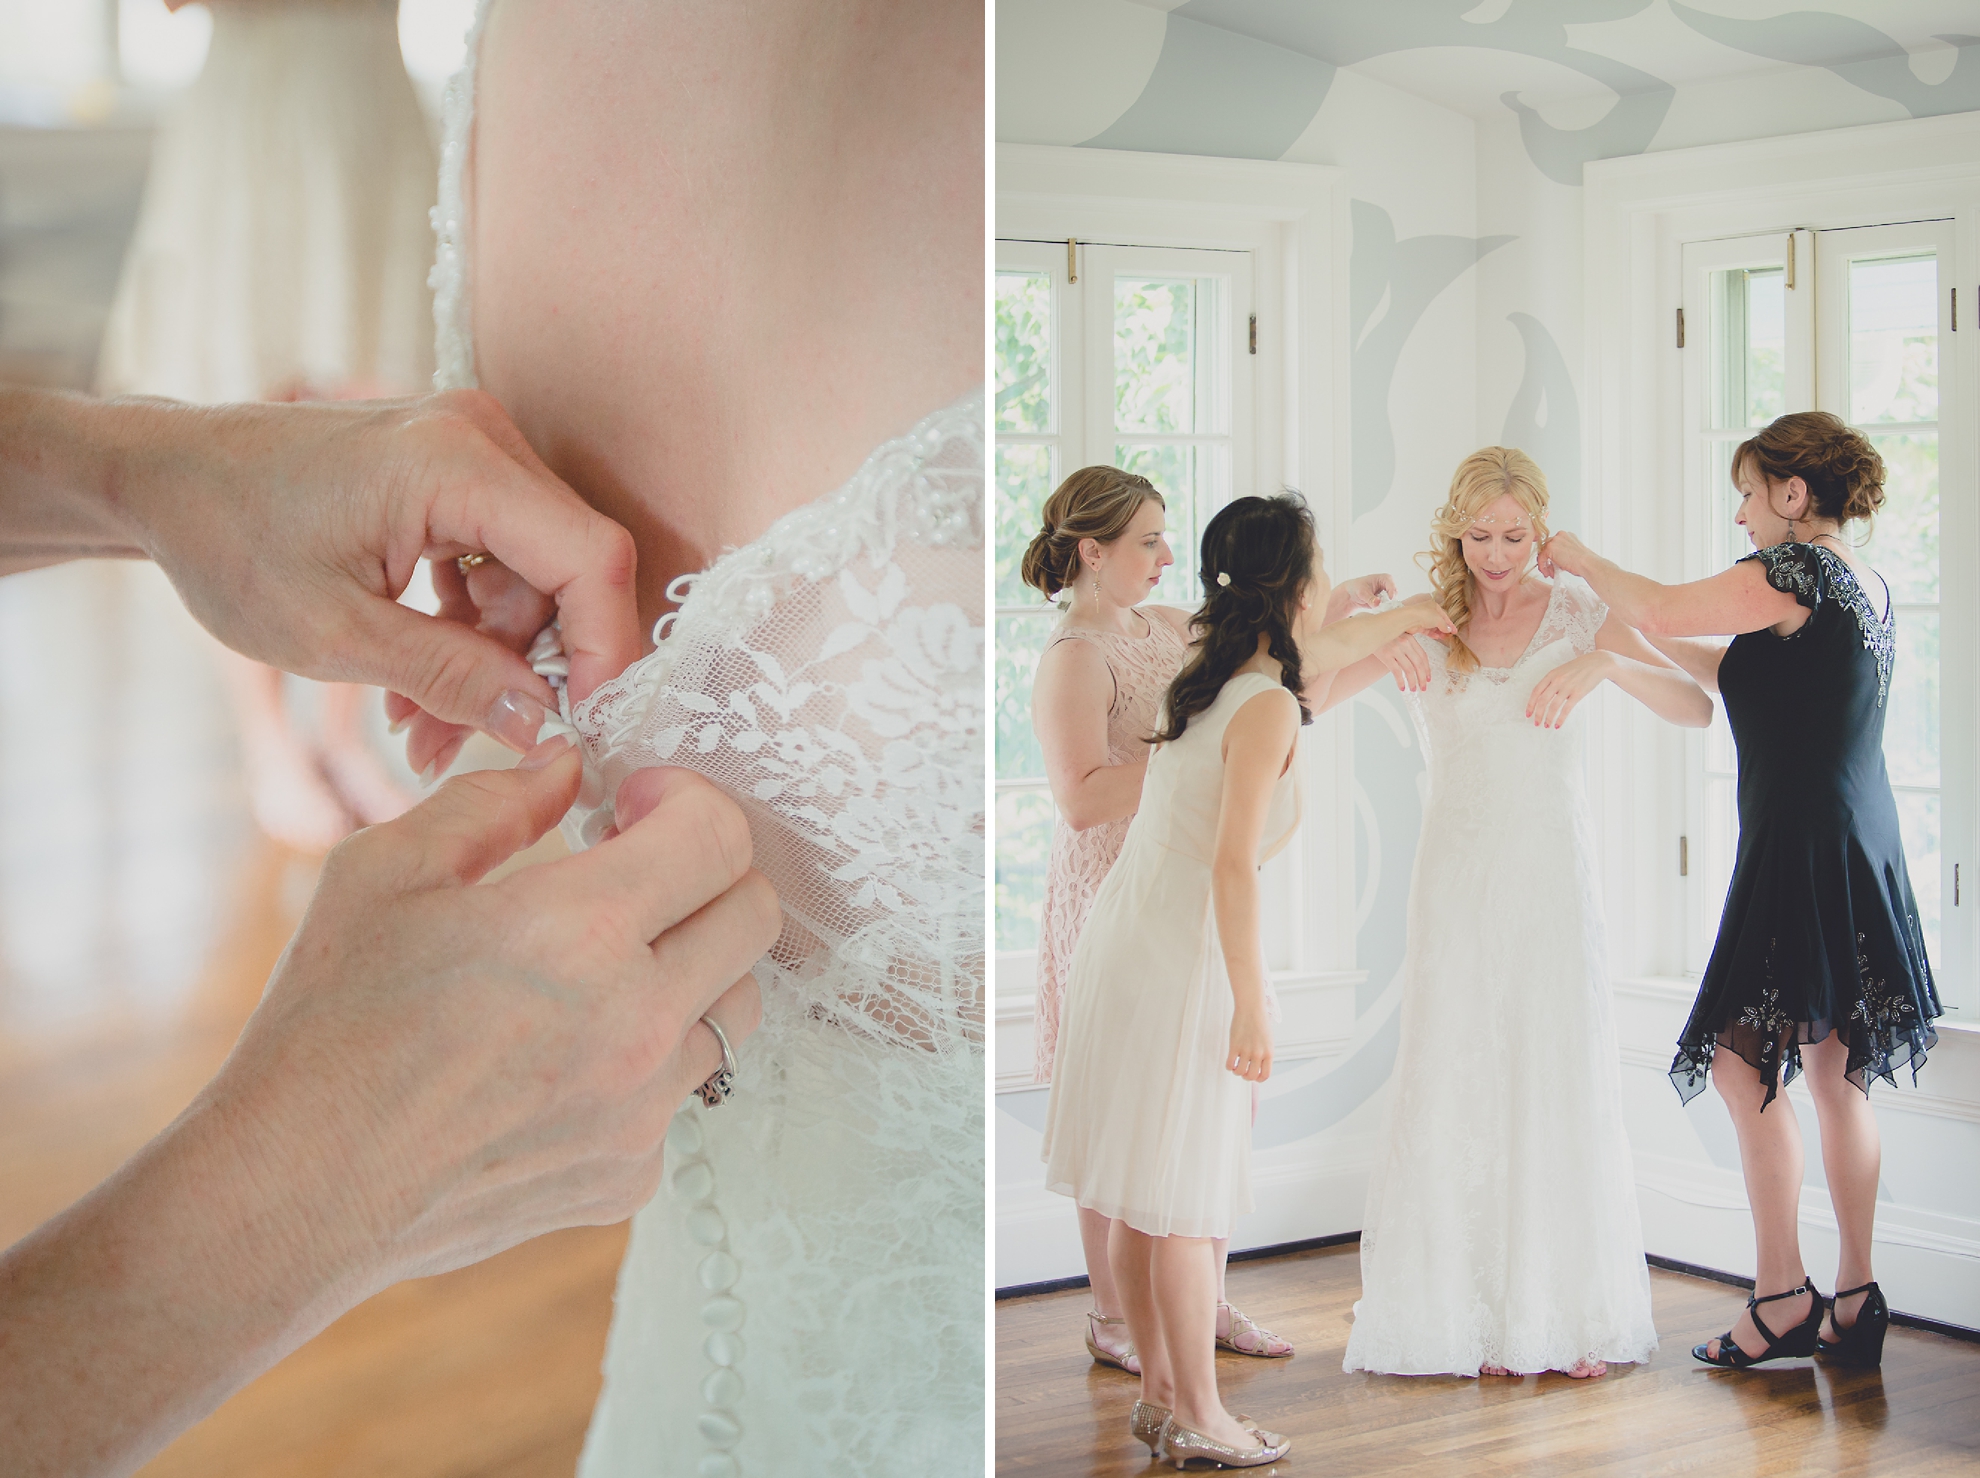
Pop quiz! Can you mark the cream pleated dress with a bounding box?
[1042,671,1301,1240]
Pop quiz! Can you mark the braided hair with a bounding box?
[1153,493,1316,744]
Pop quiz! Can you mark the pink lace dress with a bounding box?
[1033,610,1190,1082]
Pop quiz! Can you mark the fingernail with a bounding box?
[485,689,550,753]
[388,712,412,736]
[518,734,575,771]
[419,758,441,787]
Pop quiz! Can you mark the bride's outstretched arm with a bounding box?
[1212,692,1299,1085]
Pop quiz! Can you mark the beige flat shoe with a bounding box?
[1216,1302,1294,1358]
[1160,1417,1291,1469]
[1085,1310,1141,1375]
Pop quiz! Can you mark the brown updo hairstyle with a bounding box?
[1020,465,1164,600]
[1152,493,1316,744]
[1733,411,1886,532]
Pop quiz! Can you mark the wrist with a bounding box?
[0,387,151,567]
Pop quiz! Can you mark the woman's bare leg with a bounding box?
[1108,1223,1169,1410]
[1145,1233,1255,1450]
[1802,1031,1880,1336]
[1078,1208,1136,1368]
[1707,1046,1814,1359]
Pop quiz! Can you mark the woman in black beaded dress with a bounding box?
[1540,411,1939,1372]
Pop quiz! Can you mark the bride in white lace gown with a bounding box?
[424,4,983,1472]
[1324,449,1707,1379]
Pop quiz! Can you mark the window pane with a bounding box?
[995,612,1053,783]
[1884,611,1939,788]
[1894,790,1941,971]
[995,443,1057,606]
[1115,276,1227,435]
[1860,432,1937,604]
[996,270,1053,433]
[996,788,1056,952]
[1709,267,1783,430]
[1850,254,1937,424]
[1117,442,1227,607]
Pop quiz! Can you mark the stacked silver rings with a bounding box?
[696,1014,738,1108]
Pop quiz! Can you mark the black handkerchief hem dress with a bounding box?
[1671,542,1940,1109]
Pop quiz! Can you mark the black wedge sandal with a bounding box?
[1692,1277,1826,1368]
[1817,1280,1890,1368]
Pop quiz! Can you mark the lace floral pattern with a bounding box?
[1741,542,1893,705]
[1347,573,1657,1376]
[1032,614,1189,1082]
[431,11,983,1471]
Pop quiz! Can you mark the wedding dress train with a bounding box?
[434,13,984,1473]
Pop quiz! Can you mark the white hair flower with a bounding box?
[1216,571,1232,587]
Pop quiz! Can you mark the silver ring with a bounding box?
[695,1014,738,1108]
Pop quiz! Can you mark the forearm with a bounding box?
[1645,633,1727,694]
[0,1079,378,1477]
[1210,860,1267,1006]
[0,386,159,573]
[1605,653,1713,727]
[1569,551,1675,632]
[1310,654,1393,714]
[1303,606,1422,672]
[1052,754,1150,830]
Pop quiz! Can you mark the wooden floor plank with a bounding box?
[995,1242,1980,1476]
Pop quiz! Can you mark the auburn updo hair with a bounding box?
[1152,493,1316,744]
[1020,465,1165,600]
[1734,411,1886,531]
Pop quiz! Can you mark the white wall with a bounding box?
[997,1,1980,1329]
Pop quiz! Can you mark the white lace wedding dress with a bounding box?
[432,15,984,1474]
[1342,576,1658,1377]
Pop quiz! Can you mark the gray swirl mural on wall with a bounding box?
[1669,5,1980,118]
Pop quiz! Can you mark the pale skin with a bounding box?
[1030,502,1393,1362]
[1540,463,1883,1360]
[0,386,770,1477]
[1117,545,1451,1449]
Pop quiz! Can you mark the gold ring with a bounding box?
[455,551,495,575]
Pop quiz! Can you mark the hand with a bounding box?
[1374,633,1433,692]
[224,742,775,1284]
[1227,1002,1274,1083]
[1394,593,1457,638]
[124,390,642,768]
[1326,571,1397,620]
[1538,530,1593,579]
[1526,650,1613,728]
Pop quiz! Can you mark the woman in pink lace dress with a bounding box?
[1024,465,1292,1369]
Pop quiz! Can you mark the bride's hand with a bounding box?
[1374,633,1433,692]
[1526,651,1613,728]
[1227,1004,1274,1083]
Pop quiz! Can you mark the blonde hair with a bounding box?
[1416,446,1552,674]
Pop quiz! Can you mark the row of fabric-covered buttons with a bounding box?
[667,1109,746,1478]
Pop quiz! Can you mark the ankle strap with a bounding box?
[1832,1280,1878,1300]
[1749,1280,1813,1308]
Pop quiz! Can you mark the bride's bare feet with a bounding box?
[1565,1358,1608,1379]
[1479,1363,1515,1376]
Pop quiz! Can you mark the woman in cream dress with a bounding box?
[1043,493,1450,1466]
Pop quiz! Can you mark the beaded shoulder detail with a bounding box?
[1740,543,1893,705]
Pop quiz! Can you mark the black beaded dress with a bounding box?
[1671,542,1940,1108]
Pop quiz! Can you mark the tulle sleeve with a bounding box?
[1553,574,1609,654]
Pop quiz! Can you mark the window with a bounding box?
[1681,220,1969,1003]
[993,239,1251,958]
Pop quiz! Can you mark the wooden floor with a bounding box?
[0,562,619,1476]
[996,1243,1980,1477]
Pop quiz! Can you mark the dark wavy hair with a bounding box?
[1734,411,1886,532]
[1152,493,1316,744]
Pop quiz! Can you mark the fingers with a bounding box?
[357,595,556,746]
[545,767,754,943]
[666,975,764,1105]
[420,395,642,704]
[647,869,780,1012]
[365,737,583,890]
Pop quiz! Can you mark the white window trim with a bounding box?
[994,145,1352,1088]
[1583,111,1980,1033]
